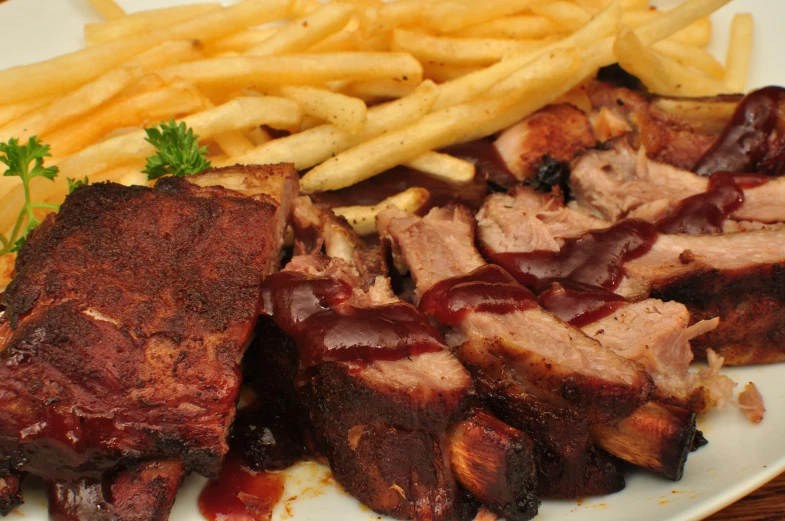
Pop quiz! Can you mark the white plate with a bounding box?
[1,1,784,520]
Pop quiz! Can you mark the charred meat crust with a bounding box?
[0,471,23,516]
[0,171,293,479]
[650,263,785,365]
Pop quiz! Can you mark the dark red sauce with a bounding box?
[538,281,629,328]
[657,172,771,234]
[440,139,515,187]
[694,86,785,176]
[261,271,444,366]
[488,219,658,292]
[47,479,112,521]
[198,451,285,521]
[419,265,537,325]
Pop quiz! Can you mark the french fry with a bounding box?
[290,0,323,17]
[532,2,592,32]
[449,15,558,40]
[403,152,475,183]
[432,2,619,111]
[422,0,546,33]
[279,85,367,133]
[213,131,256,157]
[52,96,302,183]
[359,0,434,38]
[613,27,678,95]
[0,67,141,142]
[342,80,417,101]
[0,0,293,104]
[230,80,438,170]
[725,13,753,93]
[653,39,724,79]
[84,4,222,44]
[624,11,712,47]
[392,29,557,66]
[636,0,729,47]
[422,63,483,83]
[88,0,126,20]
[125,40,206,71]
[300,50,582,193]
[247,3,356,56]
[155,53,423,90]
[45,82,208,157]
[0,97,54,128]
[307,24,361,53]
[333,187,430,236]
[247,126,273,146]
[657,52,731,96]
[207,28,279,54]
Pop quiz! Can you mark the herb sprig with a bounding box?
[142,120,211,180]
[0,136,62,254]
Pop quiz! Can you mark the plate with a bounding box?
[1,1,784,520]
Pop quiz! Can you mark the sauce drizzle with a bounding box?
[198,452,285,521]
[261,271,444,366]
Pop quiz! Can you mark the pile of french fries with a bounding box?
[0,0,752,287]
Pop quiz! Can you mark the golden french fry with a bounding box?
[432,2,619,111]
[84,4,222,44]
[45,83,208,157]
[125,40,205,71]
[636,0,729,46]
[725,13,753,93]
[449,15,558,40]
[333,187,430,236]
[290,0,323,17]
[0,97,54,128]
[653,39,725,79]
[213,131,256,157]
[231,80,438,170]
[0,67,141,142]
[572,0,648,11]
[532,2,592,32]
[657,52,731,96]
[247,3,355,56]
[403,152,475,183]
[392,29,556,66]
[613,27,677,95]
[88,0,125,20]
[0,0,293,104]
[207,28,279,54]
[156,53,422,90]
[279,85,367,133]
[422,63,483,83]
[300,50,582,193]
[359,0,435,38]
[342,80,417,101]
[623,10,713,47]
[423,0,545,33]
[247,126,273,146]
[52,96,302,182]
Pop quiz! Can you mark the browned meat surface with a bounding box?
[259,201,473,520]
[590,402,696,481]
[380,206,652,423]
[47,460,184,521]
[588,82,740,170]
[0,165,296,486]
[0,471,22,516]
[448,410,539,521]
[569,139,785,224]
[616,230,785,365]
[494,104,596,181]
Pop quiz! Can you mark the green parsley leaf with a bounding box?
[67,176,90,194]
[142,120,211,180]
[0,136,60,256]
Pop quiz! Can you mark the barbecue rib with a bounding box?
[0,472,22,516]
[256,198,473,520]
[379,205,650,497]
[0,165,297,516]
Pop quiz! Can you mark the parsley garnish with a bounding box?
[0,136,62,255]
[142,120,211,180]
[67,176,89,194]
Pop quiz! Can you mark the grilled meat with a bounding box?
[0,472,22,517]
[0,165,296,517]
[257,200,472,520]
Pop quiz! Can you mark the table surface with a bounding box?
[706,472,785,521]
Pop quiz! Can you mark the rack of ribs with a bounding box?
[0,164,297,518]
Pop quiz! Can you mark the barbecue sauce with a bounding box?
[657,173,770,234]
[419,265,538,325]
[488,219,658,292]
[694,86,785,176]
[261,271,444,366]
[538,281,629,328]
[441,139,515,186]
[198,451,285,521]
